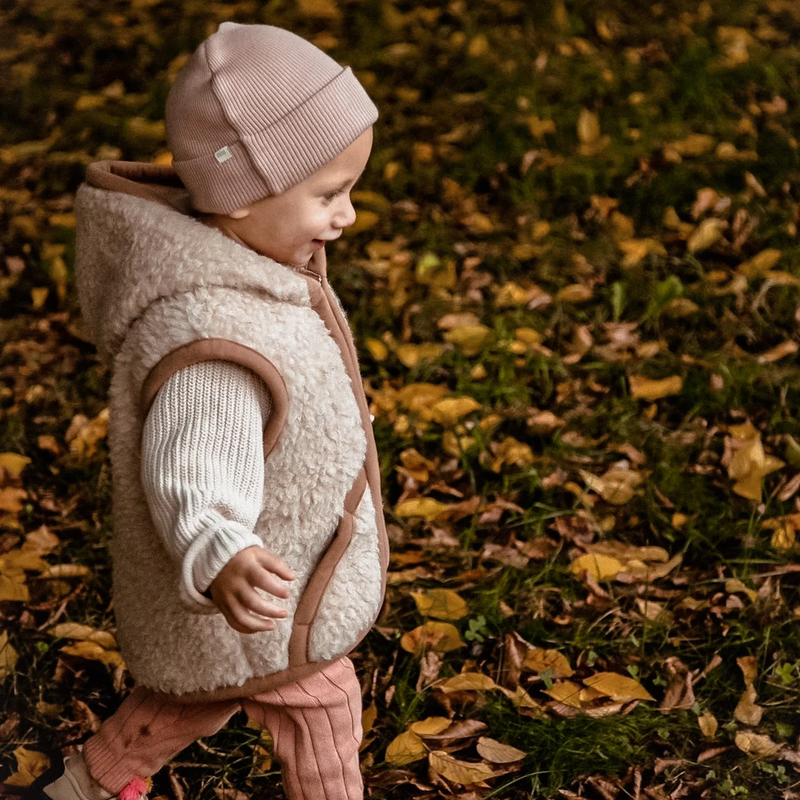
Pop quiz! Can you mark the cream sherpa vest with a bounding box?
[74,161,388,702]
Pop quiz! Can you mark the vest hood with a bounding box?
[74,160,311,364]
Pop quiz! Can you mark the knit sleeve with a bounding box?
[141,359,272,611]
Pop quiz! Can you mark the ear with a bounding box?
[227,207,251,219]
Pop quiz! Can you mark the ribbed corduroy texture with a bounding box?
[83,658,363,800]
[166,22,379,213]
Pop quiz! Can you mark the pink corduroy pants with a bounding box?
[82,658,363,800]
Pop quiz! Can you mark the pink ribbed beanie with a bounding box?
[165,22,378,214]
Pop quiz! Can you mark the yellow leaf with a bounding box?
[629,375,683,401]
[738,248,782,278]
[428,750,497,786]
[687,218,726,254]
[399,449,435,482]
[544,681,600,708]
[1,548,47,575]
[489,437,535,473]
[395,497,449,520]
[345,209,380,235]
[476,737,526,764]
[581,468,642,505]
[582,672,654,702]
[735,731,782,758]
[495,282,533,307]
[0,453,31,479]
[668,134,716,157]
[438,673,497,692]
[60,640,126,669]
[698,712,718,738]
[361,703,377,737]
[430,397,481,426]
[400,622,465,656]
[570,553,624,580]
[0,487,27,513]
[412,589,469,620]
[23,526,59,555]
[443,325,491,356]
[618,238,667,269]
[577,108,601,144]
[394,343,444,368]
[499,685,541,711]
[771,523,796,552]
[415,253,456,289]
[385,730,427,765]
[0,575,29,602]
[409,717,452,736]
[527,116,556,138]
[467,34,490,58]
[365,338,388,361]
[523,647,574,678]
[66,409,109,459]
[397,383,449,413]
[0,630,19,682]
[3,747,50,787]
[31,287,49,309]
[49,623,118,650]
[555,284,593,303]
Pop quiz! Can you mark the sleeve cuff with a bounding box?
[179,521,264,613]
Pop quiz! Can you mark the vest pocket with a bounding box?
[288,469,368,667]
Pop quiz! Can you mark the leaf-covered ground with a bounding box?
[2,0,800,798]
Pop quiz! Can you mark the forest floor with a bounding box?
[2,0,800,798]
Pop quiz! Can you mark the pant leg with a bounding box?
[83,686,241,795]
[241,659,363,800]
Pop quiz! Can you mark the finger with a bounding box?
[256,550,295,581]
[239,588,289,619]
[224,599,278,634]
[249,568,292,600]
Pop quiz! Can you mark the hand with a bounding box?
[209,546,295,634]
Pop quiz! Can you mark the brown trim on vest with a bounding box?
[140,339,289,458]
[288,469,368,667]
[86,161,194,216]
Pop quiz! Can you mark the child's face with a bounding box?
[209,126,373,267]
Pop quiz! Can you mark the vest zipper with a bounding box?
[293,266,323,285]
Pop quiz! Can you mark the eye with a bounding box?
[323,189,343,203]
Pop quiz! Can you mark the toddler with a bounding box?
[20,22,388,800]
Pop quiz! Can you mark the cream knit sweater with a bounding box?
[142,360,271,600]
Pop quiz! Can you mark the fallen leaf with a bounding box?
[476,737,526,764]
[3,748,50,787]
[394,343,444,368]
[687,218,726,254]
[443,325,491,356]
[582,672,654,702]
[735,731,782,758]
[385,730,427,766]
[490,437,535,472]
[581,468,643,505]
[629,375,683,401]
[412,589,469,620]
[409,717,452,736]
[570,553,624,581]
[438,673,497,692]
[734,685,763,726]
[698,712,718,738]
[430,397,481,426]
[428,750,497,786]
[49,623,118,650]
[555,284,593,303]
[400,622,465,656]
[0,453,31,479]
[544,681,604,708]
[756,340,798,364]
[523,647,574,678]
[0,630,19,682]
[395,497,450,521]
[0,487,28,513]
[60,640,126,669]
[738,249,782,278]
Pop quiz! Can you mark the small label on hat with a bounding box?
[214,146,233,164]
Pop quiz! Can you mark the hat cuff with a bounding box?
[173,67,378,214]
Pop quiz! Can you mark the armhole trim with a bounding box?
[141,338,289,458]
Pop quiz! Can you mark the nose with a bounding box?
[333,195,356,229]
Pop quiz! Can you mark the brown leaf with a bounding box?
[582,672,654,702]
[411,589,469,621]
[438,673,497,693]
[734,685,763,726]
[3,748,50,787]
[475,737,526,764]
[0,630,19,682]
[523,647,574,678]
[698,712,718,739]
[659,656,695,713]
[629,375,683,402]
[735,731,782,758]
[428,750,497,786]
